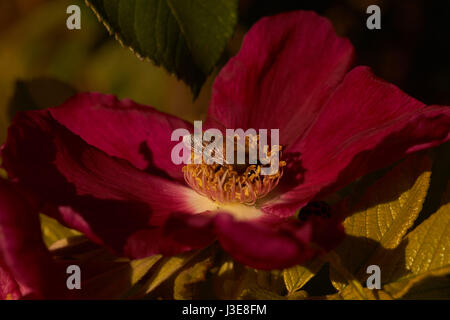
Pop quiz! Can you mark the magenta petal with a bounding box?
[50,93,193,182]
[206,11,354,146]
[125,209,345,270]
[266,67,450,215]
[163,212,216,249]
[0,179,65,299]
[123,228,197,258]
[2,110,200,257]
[0,259,21,300]
[213,213,344,270]
[125,212,216,258]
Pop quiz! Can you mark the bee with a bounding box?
[183,132,277,171]
[183,134,229,165]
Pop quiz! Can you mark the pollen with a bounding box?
[182,136,286,205]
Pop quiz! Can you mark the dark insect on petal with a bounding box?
[298,201,331,221]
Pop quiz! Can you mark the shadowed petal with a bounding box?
[50,93,193,182]
[0,259,22,300]
[150,210,344,270]
[213,213,344,270]
[0,179,66,299]
[2,110,204,257]
[206,11,354,146]
[125,212,216,258]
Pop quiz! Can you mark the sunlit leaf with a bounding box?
[85,0,238,96]
[212,254,246,299]
[142,249,203,295]
[328,287,393,300]
[49,236,161,299]
[79,255,161,300]
[211,254,276,299]
[240,287,285,300]
[326,153,450,299]
[381,183,450,298]
[323,251,369,299]
[401,274,450,300]
[49,235,103,258]
[330,154,432,292]
[40,214,81,247]
[242,287,310,300]
[173,255,214,300]
[286,290,309,300]
[283,259,324,294]
[129,255,163,285]
[234,270,285,300]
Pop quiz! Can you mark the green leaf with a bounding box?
[327,153,450,299]
[241,287,310,300]
[401,273,450,300]
[212,255,250,299]
[79,255,161,299]
[49,236,162,299]
[381,182,450,298]
[283,259,324,294]
[211,254,284,299]
[85,0,238,96]
[240,287,286,300]
[40,214,81,247]
[173,255,214,300]
[142,249,203,295]
[383,267,450,299]
[323,251,369,300]
[130,255,163,285]
[330,154,432,292]
[328,287,393,300]
[286,290,309,300]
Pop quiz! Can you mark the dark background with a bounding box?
[241,0,450,105]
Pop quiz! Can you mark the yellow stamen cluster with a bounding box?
[182,136,286,205]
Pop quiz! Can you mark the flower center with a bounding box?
[182,135,286,205]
